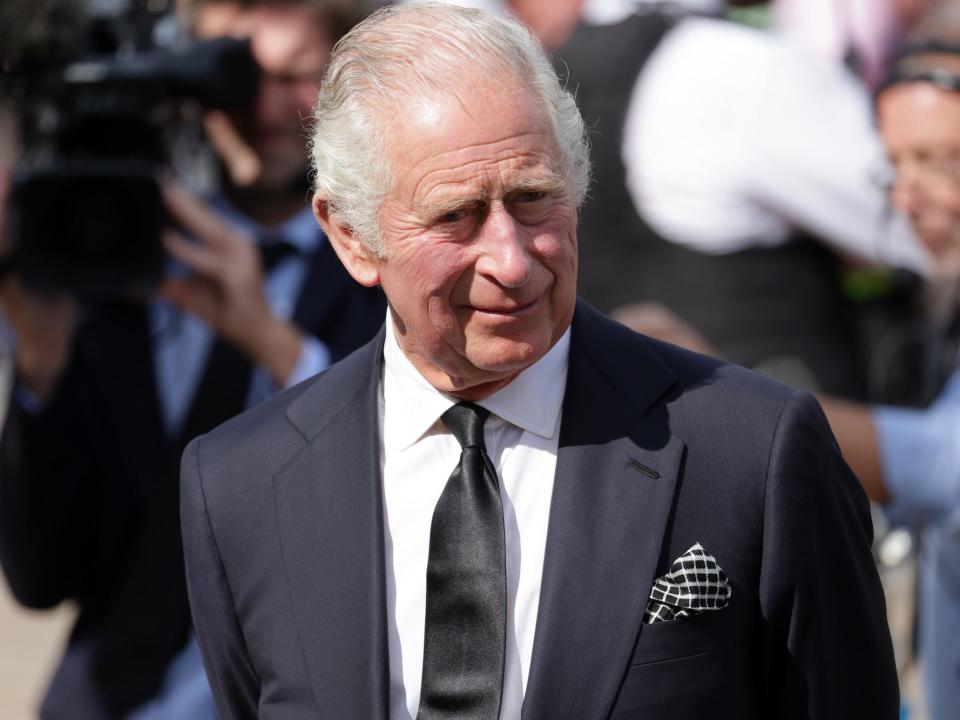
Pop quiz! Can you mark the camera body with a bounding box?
[3,5,259,299]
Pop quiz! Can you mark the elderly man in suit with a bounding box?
[180,3,900,718]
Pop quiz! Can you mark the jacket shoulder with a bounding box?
[573,300,796,416]
[185,330,382,499]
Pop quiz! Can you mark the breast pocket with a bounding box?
[610,611,743,719]
[629,608,724,666]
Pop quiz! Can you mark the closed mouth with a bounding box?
[468,296,542,317]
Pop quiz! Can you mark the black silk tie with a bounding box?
[418,402,507,720]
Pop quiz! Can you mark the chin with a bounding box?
[467,339,549,374]
[928,245,960,278]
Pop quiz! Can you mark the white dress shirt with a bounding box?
[380,312,570,720]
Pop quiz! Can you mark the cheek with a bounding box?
[910,208,959,256]
[532,218,578,275]
[940,185,960,214]
[426,296,464,340]
[387,245,466,317]
[918,184,960,222]
[915,210,957,237]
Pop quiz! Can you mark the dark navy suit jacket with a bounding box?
[181,301,899,719]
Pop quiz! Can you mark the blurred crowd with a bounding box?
[0,0,959,718]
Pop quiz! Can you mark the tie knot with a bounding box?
[441,402,490,450]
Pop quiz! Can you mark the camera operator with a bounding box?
[0,1,385,718]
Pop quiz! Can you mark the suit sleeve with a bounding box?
[758,390,900,719]
[180,436,260,719]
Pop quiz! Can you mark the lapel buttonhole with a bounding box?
[627,459,660,479]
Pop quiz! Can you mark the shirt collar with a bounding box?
[382,310,570,451]
[207,195,323,254]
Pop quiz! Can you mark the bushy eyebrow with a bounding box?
[414,172,566,219]
[415,193,488,220]
[506,173,566,196]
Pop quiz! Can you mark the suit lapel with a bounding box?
[274,329,390,719]
[523,304,684,720]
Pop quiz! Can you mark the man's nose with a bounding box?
[475,206,533,289]
[890,170,927,217]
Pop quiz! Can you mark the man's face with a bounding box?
[193,2,333,191]
[878,82,960,268]
[894,0,930,30]
[369,80,578,399]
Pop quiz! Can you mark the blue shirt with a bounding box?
[151,198,332,436]
[4,199,335,718]
[126,632,218,720]
[874,365,960,720]
[128,200,335,718]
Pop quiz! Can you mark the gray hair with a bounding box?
[309,1,590,254]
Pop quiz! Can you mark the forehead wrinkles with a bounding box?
[410,132,562,202]
[883,88,960,154]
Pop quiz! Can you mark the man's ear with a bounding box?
[312,195,381,288]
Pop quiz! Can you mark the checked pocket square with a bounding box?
[642,542,732,624]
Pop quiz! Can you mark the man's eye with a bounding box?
[439,210,467,223]
[518,191,547,203]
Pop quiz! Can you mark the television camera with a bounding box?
[0,0,259,298]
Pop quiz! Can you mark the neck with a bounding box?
[447,373,523,402]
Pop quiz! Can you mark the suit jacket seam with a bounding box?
[756,387,820,714]
[270,468,327,713]
[192,433,262,702]
[758,388,804,546]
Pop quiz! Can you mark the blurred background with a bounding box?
[2,0,959,718]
